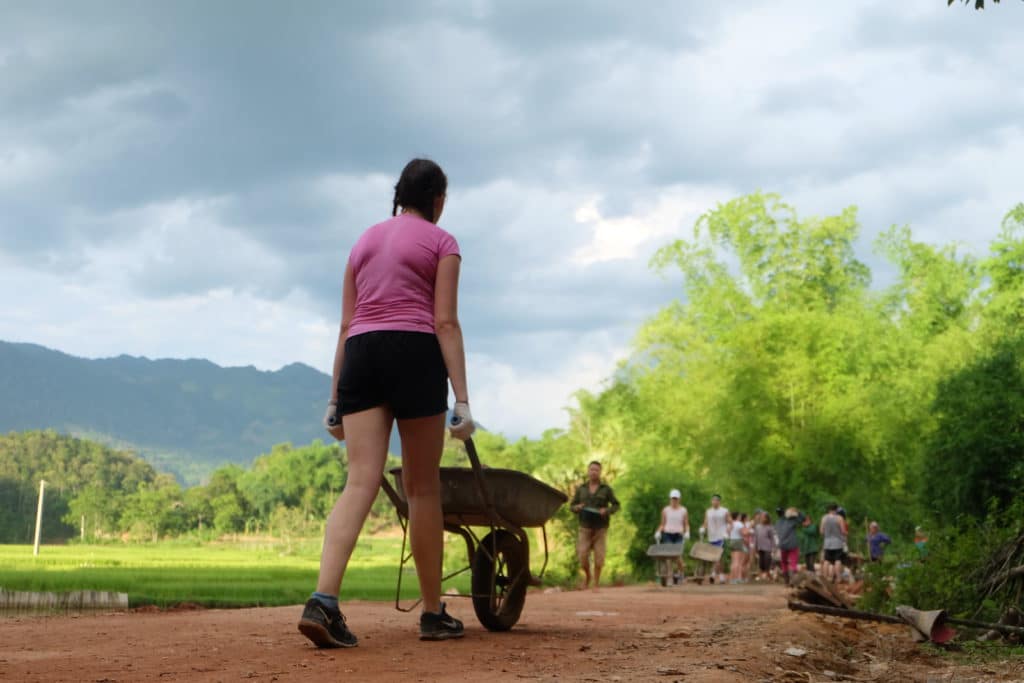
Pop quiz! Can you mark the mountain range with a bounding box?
[0,340,337,484]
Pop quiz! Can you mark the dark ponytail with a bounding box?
[392,158,448,223]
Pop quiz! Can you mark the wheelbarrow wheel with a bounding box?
[471,530,528,631]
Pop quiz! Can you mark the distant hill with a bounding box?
[0,341,335,484]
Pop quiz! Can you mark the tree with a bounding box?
[0,431,158,542]
[120,474,186,541]
[239,441,346,522]
[66,485,118,540]
[947,0,1013,9]
[923,339,1024,519]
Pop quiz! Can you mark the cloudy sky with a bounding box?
[1,1,1021,438]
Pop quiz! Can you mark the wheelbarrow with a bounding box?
[688,540,724,584]
[379,437,567,631]
[646,542,686,586]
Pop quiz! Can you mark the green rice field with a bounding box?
[0,535,472,608]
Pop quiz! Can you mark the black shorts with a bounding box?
[662,532,684,544]
[824,548,843,563]
[338,331,448,419]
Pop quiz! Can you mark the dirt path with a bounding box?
[2,583,1021,682]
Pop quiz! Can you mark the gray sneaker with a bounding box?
[298,598,358,648]
[419,602,464,641]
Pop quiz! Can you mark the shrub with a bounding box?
[883,498,1024,621]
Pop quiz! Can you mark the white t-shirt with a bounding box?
[705,507,730,542]
[662,506,688,534]
[729,520,744,541]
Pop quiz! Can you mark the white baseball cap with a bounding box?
[669,489,681,499]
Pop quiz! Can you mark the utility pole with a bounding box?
[33,479,46,556]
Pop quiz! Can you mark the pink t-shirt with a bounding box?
[346,213,460,338]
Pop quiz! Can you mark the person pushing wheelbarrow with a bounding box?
[649,489,690,585]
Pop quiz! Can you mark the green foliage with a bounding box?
[239,441,346,522]
[0,430,159,543]
[517,192,1024,590]
[858,560,895,614]
[923,339,1024,519]
[0,536,466,607]
[888,499,1024,621]
[120,474,188,541]
[632,195,932,533]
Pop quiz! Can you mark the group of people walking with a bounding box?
[570,470,897,590]
[648,494,894,586]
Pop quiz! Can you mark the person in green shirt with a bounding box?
[570,461,621,590]
[798,513,821,574]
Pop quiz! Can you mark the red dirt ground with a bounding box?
[2,583,1021,682]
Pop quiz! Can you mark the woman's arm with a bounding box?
[658,508,667,532]
[434,254,469,403]
[329,262,357,402]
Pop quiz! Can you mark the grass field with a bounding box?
[0,534,472,608]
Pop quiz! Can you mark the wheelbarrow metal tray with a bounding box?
[689,541,723,562]
[646,543,685,558]
[389,466,567,528]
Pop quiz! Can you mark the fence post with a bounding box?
[33,479,46,557]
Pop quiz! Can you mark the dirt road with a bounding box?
[2,583,1021,682]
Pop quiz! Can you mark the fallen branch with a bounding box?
[985,564,1024,586]
[789,572,854,609]
[944,615,1024,636]
[788,600,903,625]
[788,601,1024,638]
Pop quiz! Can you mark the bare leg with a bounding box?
[316,407,393,596]
[731,551,744,582]
[593,562,602,590]
[397,413,446,614]
[580,554,591,589]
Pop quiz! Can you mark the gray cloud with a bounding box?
[1,1,1023,435]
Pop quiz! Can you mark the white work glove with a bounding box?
[449,401,476,440]
[699,528,706,539]
[654,531,662,543]
[323,400,345,441]
[684,532,691,541]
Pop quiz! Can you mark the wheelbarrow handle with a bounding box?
[463,438,503,528]
[464,436,483,471]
